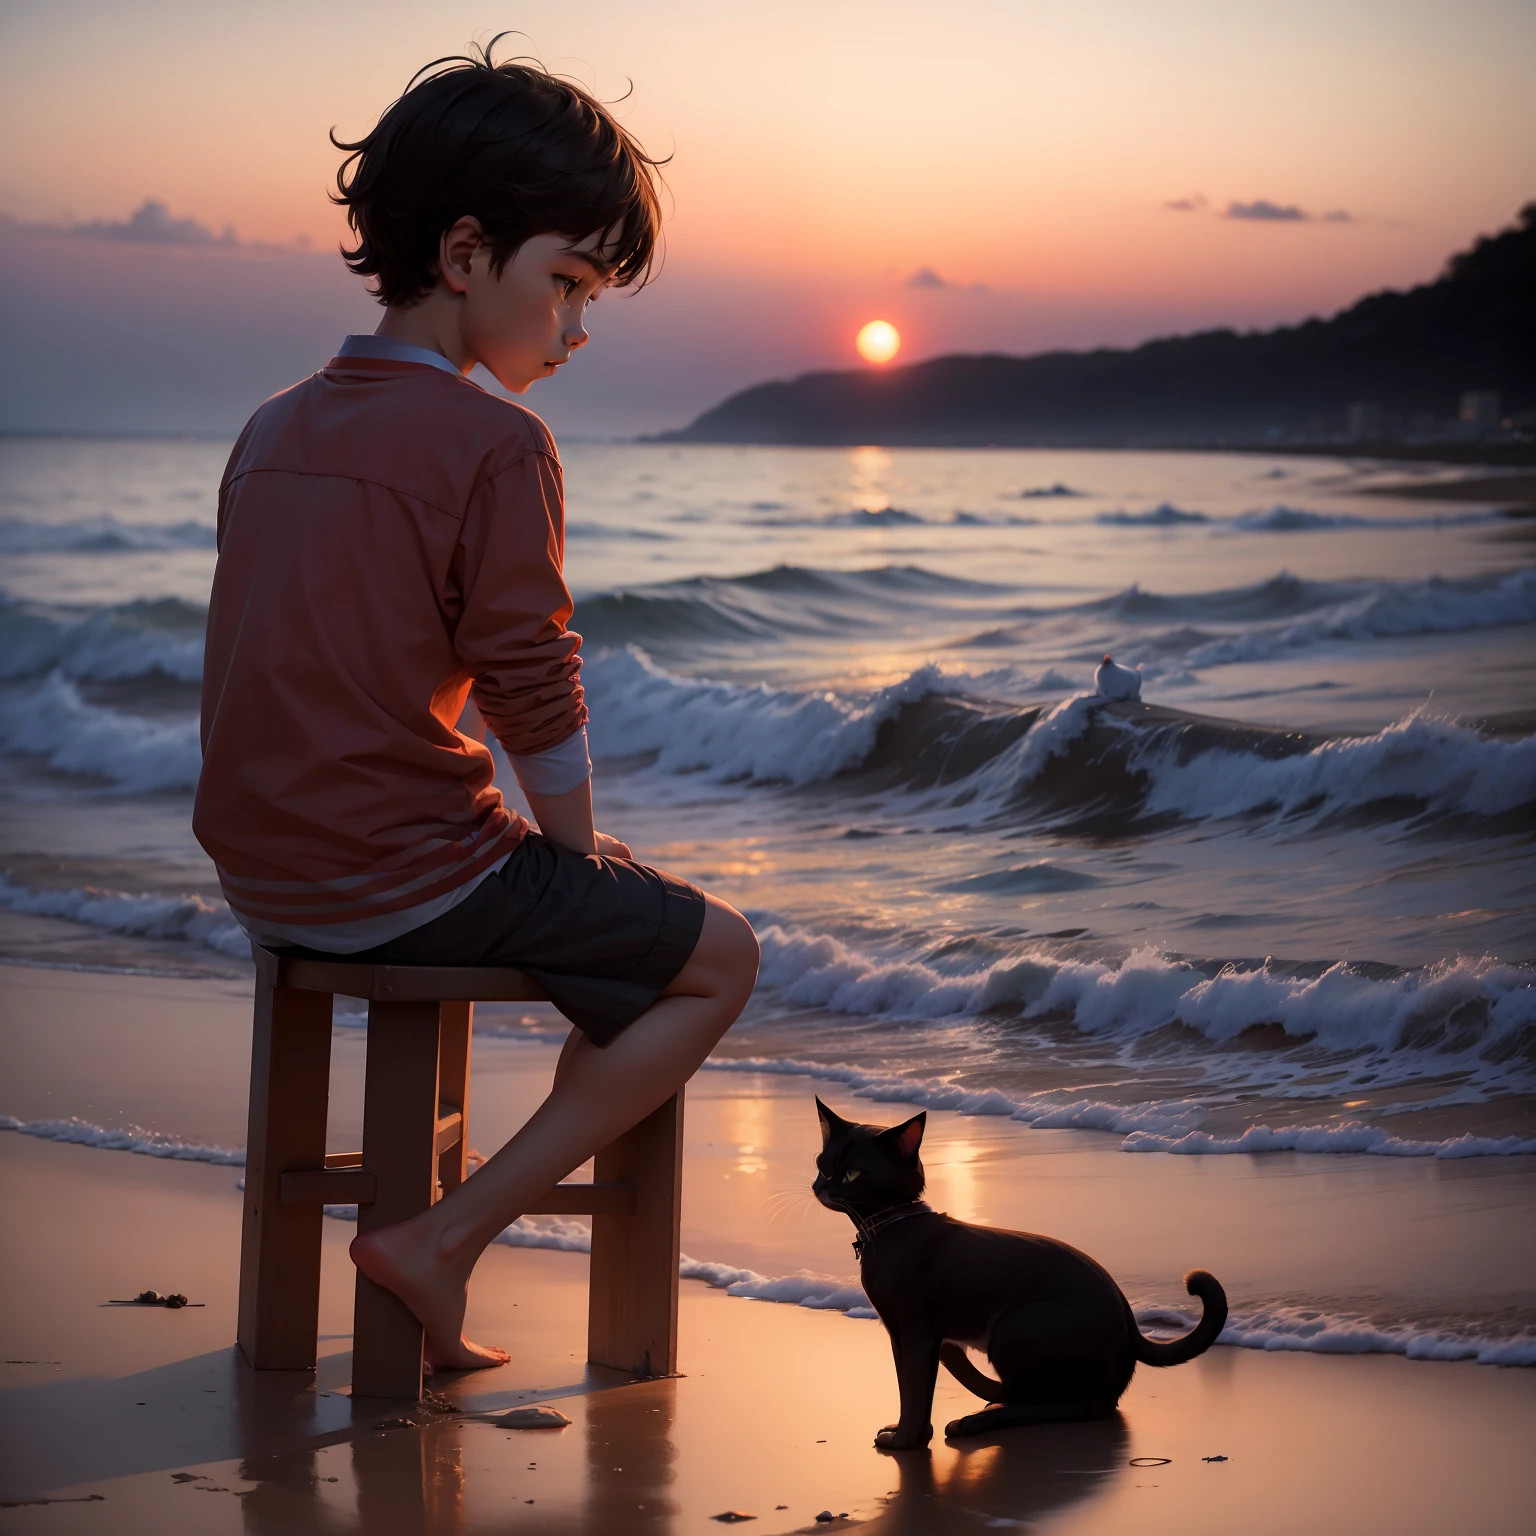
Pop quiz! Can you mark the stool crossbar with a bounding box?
[239,945,683,1400]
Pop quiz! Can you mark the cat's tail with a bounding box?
[1132,1269,1228,1367]
[939,1342,1005,1400]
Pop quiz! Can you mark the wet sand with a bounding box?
[1355,470,1536,510]
[2,965,1534,1532]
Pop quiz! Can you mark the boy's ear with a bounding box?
[815,1097,843,1146]
[438,216,485,294]
[880,1112,926,1161]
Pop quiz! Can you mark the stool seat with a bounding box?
[238,944,683,1400]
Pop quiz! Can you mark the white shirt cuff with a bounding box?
[509,725,592,796]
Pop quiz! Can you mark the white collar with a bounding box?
[335,334,464,378]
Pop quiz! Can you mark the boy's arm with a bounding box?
[522,780,631,860]
[454,446,626,859]
[456,448,587,758]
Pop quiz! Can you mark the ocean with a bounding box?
[2,435,1533,1151]
[3,431,1534,1369]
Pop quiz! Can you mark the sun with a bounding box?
[856,319,901,365]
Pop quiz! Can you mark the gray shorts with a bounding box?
[338,833,707,1046]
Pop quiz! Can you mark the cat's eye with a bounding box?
[841,1168,861,1182]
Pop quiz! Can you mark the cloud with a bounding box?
[1163,195,1207,212]
[1225,199,1307,221]
[906,265,948,289]
[1,199,243,246]
[1321,209,1354,224]
[74,199,235,245]
[903,265,990,294]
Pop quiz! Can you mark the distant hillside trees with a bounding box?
[666,204,1535,446]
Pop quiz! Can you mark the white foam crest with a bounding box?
[0,673,203,790]
[1123,1123,1536,1157]
[965,693,1102,801]
[583,645,955,785]
[0,873,248,957]
[0,1113,243,1164]
[1138,1304,1536,1366]
[755,924,1535,1069]
[0,516,217,555]
[493,1217,599,1254]
[1134,709,1536,820]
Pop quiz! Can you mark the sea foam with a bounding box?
[0,673,203,791]
[584,646,957,785]
[0,1113,243,1164]
[755,923,1536,1064]
[1132,708,1536,821]
[1123,1124,1536,1158]
[0,873,247,956]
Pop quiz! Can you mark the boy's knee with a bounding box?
[725,906,760,980]
[704,898,759,985]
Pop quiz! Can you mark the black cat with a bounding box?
[812,1097,1228,1450]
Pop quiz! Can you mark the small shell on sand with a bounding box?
[495,1406,572,1429]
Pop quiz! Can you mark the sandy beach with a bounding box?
[3,965,1533,1534]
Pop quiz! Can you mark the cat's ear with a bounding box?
[881,1112,926,1161]
[815,1097,844,1146]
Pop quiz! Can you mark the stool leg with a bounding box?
[436,1002,473,1197]
[238,975,333,1369]
[352,999,441,1400]
[588,1091,684,1377]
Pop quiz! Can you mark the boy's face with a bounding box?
[446,224,614,393]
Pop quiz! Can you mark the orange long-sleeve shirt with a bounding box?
[193,350,587,937]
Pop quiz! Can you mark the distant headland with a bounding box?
[657,203,1535,459]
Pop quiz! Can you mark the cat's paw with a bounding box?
[874,1423,932,1451]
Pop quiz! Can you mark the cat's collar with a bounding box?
[852,1200,936,1259]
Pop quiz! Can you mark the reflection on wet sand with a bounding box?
[582,1378,678,1530]
[228,1382,1124,1536]
[870,1416,1128,1534]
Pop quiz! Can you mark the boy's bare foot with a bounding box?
[350,1224,510,1372]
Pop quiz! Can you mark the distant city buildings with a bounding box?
[1339,389,1513,446]
[1458,391,1503,432]
[1345,402,1385,438]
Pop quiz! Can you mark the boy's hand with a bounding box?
[595,832,632,860]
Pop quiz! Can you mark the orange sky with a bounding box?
[2,0,1532,434]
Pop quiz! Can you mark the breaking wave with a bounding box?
[584,646,960,785]
[0,673,203,791]
[751,925,1536,1082]
[0,593,206,683]
[1132,708,1536,822]
[0,874,246,956]
[583,647,1533,825]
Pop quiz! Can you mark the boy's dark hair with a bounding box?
[331,38,665,307]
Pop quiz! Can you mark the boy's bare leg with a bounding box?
[350,895,758,1371]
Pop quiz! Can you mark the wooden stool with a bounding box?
[239,944,683,1400]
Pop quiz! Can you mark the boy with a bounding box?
[194,47,759,1371]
